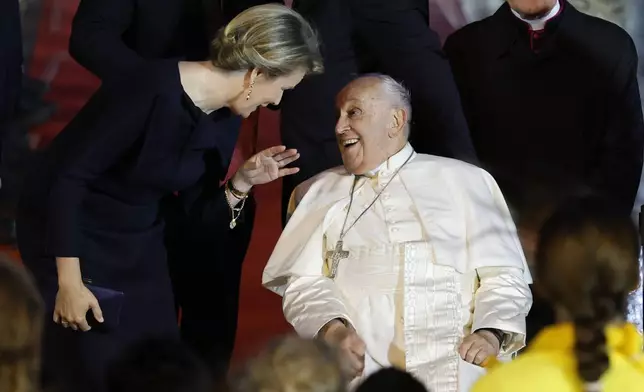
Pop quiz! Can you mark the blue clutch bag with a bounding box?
[84,282,124,333]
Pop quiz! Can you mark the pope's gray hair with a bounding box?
[360,73,412,136]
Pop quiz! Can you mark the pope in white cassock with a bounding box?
[262,74,534,392]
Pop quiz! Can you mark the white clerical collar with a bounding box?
[364,143,415,178]
[511,0,560,31]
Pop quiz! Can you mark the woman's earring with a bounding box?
[245,80,255,101]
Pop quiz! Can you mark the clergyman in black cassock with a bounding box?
[67,0,253,375]
[444,0,644,342]
[277,0,478,225]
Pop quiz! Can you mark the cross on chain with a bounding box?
[325,240,349,279]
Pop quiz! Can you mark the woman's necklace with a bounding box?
[326,151,414,279]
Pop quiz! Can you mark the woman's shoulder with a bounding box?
[475,348,644,392]
[602,350,644,389]
[100,59,182,97]
[474,351,575,391]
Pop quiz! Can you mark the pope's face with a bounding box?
[507,0,558,19]
[334,79,400,175]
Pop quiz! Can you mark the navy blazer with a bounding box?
[18,61,240,282]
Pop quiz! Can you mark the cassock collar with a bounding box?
[511,0,561,31]
[488,0,576,58]
[363,143,415,178]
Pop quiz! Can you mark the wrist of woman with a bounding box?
[56,257,83,288]
[231,172,252,194]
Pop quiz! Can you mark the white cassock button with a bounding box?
[386,206,394,212]
[382,193,390,200]
[391,227,399,232]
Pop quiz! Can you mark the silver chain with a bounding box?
[338,151,414,240]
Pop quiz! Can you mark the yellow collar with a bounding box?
[485,323,643,370]
[531,323,642,356]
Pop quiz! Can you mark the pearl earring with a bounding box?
[245,80,255,101]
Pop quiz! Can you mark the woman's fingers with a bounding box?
[263,145,287,156]
[273,148,298,161]
[76,316,91,332]
[278,167,300,177]
[278,153,300,167]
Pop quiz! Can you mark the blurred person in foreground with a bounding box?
[355,368,427,392]
[0,255,44,392]
[106,338,214,392]
[231,335,346,392]
[473,196,644,392]
[263,74,533,392]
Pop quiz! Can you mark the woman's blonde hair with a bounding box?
[210,4,323,78]
[0,257,44,392]
[231,335,345,392]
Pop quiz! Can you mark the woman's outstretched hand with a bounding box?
[232,145,300,192]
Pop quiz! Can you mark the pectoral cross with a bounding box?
[326,240,349,279]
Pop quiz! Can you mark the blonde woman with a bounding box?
[16,5,322,392]
[0,256,44,392]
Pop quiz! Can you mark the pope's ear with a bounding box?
[389,108,407,135]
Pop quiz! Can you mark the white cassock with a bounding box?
[263,143,533,392]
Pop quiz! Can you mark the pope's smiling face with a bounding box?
[335,78,405,175]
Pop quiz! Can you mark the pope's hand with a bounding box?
[322,321,366,379]
[231,145,300,193]
[458,330,500,366]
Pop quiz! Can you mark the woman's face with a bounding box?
[230,69,306,118]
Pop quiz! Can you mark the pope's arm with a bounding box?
[465,169,533,355]
[283,276,355,338]
[266,180,355,338]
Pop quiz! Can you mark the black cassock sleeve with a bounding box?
[69,0,142,80]
[589,37,644,214]
[349,0,478,164]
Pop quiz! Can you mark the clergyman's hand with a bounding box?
[321,320,366,380]
[232,145,300,193]
[458,330,500,366]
